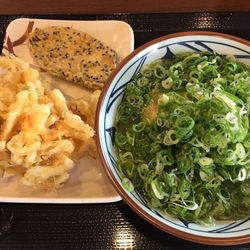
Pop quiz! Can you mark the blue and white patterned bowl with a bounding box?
[96,31,250,245]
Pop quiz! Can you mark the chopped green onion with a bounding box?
[115,52,250,224]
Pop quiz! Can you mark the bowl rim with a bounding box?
[96,31,250,246]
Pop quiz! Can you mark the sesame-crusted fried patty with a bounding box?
[28,26,119,90]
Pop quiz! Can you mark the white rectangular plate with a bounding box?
[1,18,134,203]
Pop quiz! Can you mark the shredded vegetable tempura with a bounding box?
[0,56,99,189]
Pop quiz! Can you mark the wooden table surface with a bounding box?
[0,0,250,14]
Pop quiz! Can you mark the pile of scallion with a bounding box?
[115,52,250,225]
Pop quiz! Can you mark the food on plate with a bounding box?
[0,55,97,189]
[114,52,250,225]
[28,26,120,90]
[68,90,101,128]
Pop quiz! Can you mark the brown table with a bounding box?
[0,0,250,14]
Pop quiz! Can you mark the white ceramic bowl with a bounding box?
[96,31,250,245]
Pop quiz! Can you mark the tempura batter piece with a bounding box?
[28,26,119,90]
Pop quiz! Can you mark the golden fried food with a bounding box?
[0,55,97,189]
[28,26,119,90]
